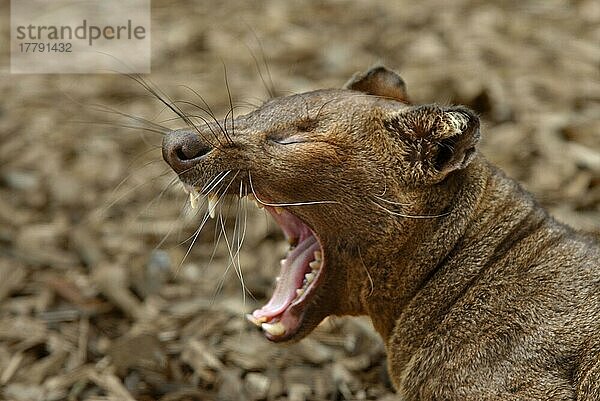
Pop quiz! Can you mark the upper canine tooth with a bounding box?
[261,322,285,336]
[189,191,200,209]
[246,314,267,327]
[309,260,321,270]
[207,193,218,219]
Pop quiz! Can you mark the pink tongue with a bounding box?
[253,236,319,319]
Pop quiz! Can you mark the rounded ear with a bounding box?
[344,66,409,103]
[384,105,481,183]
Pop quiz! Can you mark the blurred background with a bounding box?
[0,1,599,400]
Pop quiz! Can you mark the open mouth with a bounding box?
[182,184,326,341]
[246,194,325,341]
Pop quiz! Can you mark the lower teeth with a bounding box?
[262,322,285,336]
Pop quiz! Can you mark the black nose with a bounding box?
[162,130,212,173]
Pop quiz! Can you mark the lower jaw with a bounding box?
[262,307,307,342]
[248,264,329,341]
[251,278,323,341]
[262,301,333,343]
[251,230,325,340]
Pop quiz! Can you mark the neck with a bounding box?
[360,157,550,341]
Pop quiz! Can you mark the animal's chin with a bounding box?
[245,202,327,342]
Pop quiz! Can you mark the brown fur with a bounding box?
[162,67,600,400]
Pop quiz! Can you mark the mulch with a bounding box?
[1,1,598,400]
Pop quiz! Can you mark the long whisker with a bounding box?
[208,172,242,300]
[222,62,236,145]
[248,172,339,207]
[235,181,250,260]
[173,100,225,145]
[94,169,173,218]
[140,175,184,217]
[245,42,275,99]
[59,84,172,136]
[218,199,249,308]
[246,25,276,98]
[171,98,217,122]
[234,100,262,112]
[377,179,388,197]
[70,120,168,136]
[126,73,223,150]
[207,209,226,298]
[234,182,246,304]
[233,181,253,302]
[374,195,411,207]
[86,102,171,133]
[177,172,237,250]
[154,200,189,254]
[178,84,229,142]
[358,246,374,297]
[102,158,162,205]
[188,171,240,251]
[371,200,450,219]
[177,206,213,272]
[202,170,232,194]
[176,171,240,272]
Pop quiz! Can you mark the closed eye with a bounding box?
[267,134,308,145]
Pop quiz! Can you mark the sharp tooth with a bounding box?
[189,191,200,209]
[309,260,321,270]
[274,207,283,214]
[247,193,256,201]
[296,288,304,297]
[314,251,322,261]
[305,272,315,283]
[246,314,267,327]
[207,193,218,218]
[261,322,285,336]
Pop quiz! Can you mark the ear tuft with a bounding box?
[344,66,409,103]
